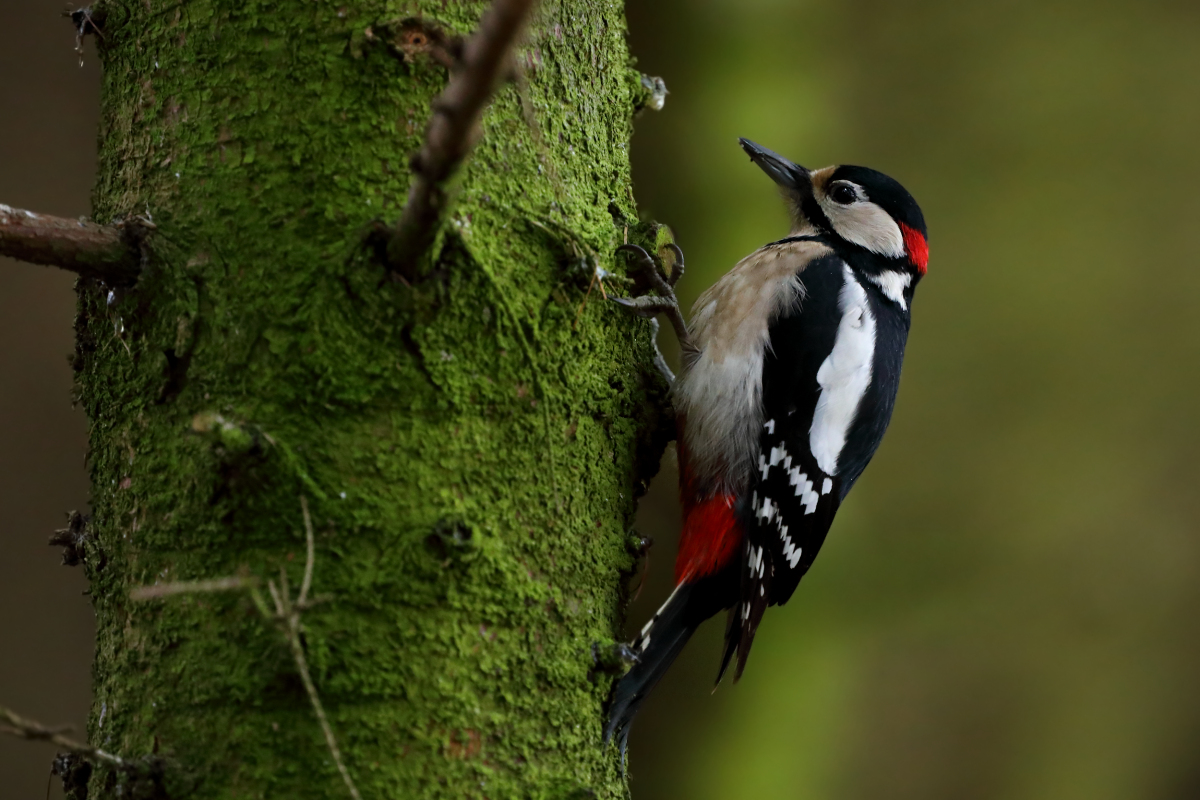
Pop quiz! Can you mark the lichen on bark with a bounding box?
[74,0,668,797]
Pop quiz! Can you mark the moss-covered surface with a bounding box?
[76,1,667,796]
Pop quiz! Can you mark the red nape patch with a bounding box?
[900,223,928,275]
[675,493,743,584]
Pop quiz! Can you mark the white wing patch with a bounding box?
[748,544,766,578]
[753,484,807,571]
[809,265,876,475]
[755,436,823,572]
[760,440,821,517]
[780,527,803,569]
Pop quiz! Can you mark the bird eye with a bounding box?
[830,183,858,205]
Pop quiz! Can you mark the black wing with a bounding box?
[719,253,848,683]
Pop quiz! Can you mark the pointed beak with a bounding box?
[739,138,810,192]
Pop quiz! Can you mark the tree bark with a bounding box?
[73,0,668,797]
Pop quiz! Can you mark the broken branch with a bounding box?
[129,575,258,600]
[0,204,140,284]
[387,0,538,277]
[0,704,124,767]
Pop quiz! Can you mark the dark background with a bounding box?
[5,0,1200,798]
[1,1,99,798]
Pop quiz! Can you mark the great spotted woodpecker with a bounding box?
[606,138,929,749]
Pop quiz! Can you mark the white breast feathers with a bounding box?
[809,265,876,475]
[673,240,826,492]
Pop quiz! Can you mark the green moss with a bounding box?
[77,0,664,797]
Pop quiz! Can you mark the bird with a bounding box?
[605,138,929,753]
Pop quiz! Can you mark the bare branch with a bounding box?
[130,576,258,601]
[0,204,140,284]
[266,575,286,618]
[272,577,361,800]
[264,501,360,800]
[49,510,90,567]
[387,0,539,276]
[299,495,315,607]
[0,704,124,767]
[126,497,359,800]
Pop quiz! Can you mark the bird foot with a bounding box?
[592,641,640,676]
[613,243,695,383]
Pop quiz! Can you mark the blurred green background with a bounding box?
[622,0,1200,799]
[4,0,1200,797]
[0,2,100,798]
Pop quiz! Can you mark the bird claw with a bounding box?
[615,243,683,296]
[610,295,676,316]
[612,244,694,376]
[592,641,641,674]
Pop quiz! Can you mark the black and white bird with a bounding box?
[606,138,929,749]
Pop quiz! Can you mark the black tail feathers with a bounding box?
[605,570,740,758]
[604,583,700,758]
[717,542,772,685]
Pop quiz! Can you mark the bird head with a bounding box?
[739,138,928,278]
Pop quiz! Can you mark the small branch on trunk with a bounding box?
[129,497,358,800]
[387,0,538,278]
[0,704,124,767]
[49,510,90,567]
[129,575,258,600]
[0,204,141,284]
[65,5,107,66]
[255,501,359,800]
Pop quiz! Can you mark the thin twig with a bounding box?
[388,0,539,276]
[573,268,598,329]
[129,576,257,600]
[572,262,611,330]
[263,504,359,800]
[126,497,359,800]
[266,575,286,617]
[473,256,561,507]
[271,577,361,800]
[0,704,124,766]
[0,204,140,283]
[278,566,291,611]
[298,495,315,607]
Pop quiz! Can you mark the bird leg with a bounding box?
[644,317,675,386]
[612,243,696,384]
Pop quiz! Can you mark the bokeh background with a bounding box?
[4,0,1200,797]
[0,1,99,798]
[622,0,1200,798]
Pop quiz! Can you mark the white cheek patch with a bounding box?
[809,266,876,475]
[818,194,905,259]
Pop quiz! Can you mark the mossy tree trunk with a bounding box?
[74,1,667,797]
